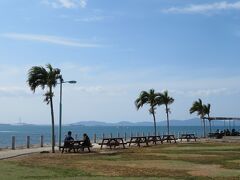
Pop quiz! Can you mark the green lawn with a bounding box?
[1,142,240,179]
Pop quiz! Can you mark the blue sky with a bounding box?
[0,0,240,124]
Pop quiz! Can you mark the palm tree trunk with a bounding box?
[208,115,211,133]
[50,88,55,153]
[209,120,212,133]
[203,118,206,138]
[166,104,169,135]
[152,107,157,136]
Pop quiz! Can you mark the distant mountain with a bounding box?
[70,118,204,126]
[11,122,36,126]
[0,118,231,126]
[70,121,109,126]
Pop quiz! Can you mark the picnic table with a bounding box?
[208,132,224,139]
[162,134,177,143]
[99,137,126,149]
[180,134,197,142]
[147,135,163,144]
[128,136,149,147]
[60,140,92,153]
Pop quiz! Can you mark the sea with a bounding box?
[0,124,239,148]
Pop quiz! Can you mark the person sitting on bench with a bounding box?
[65,131,74,141]
[81,133,91,151]
[63,131,74,152]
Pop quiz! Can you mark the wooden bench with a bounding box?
[162,135,177,143]
[128,136,149,147]
[180,134,197,142]
[99,138,126,149]
[147,135,163,144]
[59,140,75,153]
[208,133,224,139]
[60,140,92,153]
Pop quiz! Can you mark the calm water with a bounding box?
[0,124,239,148]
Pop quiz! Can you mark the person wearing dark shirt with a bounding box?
[64,131,74,141]
[63,131,74,152]
[82,133,91,147]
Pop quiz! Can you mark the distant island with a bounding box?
[69,118,228,126]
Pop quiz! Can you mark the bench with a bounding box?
[208,133,224,139]
[76,143,92,152]
[59,141,75,153]
[99,138,126,149]
[128,136,149,147]
[60,140,92,153]
[162,135,177,143]
[180,134,197,142]
[147,135,163,144]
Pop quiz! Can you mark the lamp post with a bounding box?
[59,76,77,148]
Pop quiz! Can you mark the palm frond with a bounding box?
[203,103,211,117]
[27,64,61,104]
[43,91,54,104]
[27,66,48,92]
[189,98,206,118]
[135,89,159,112]
[159,90,174,106]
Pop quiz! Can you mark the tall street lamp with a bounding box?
[59,76,77,148]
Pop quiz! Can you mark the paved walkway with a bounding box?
[0,143,100,160]
[0,146,52,160]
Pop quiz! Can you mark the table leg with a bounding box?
[129,139,132,147]
[137,138,140,147]
[109,140,112,149]
[122,139,125,149]
[114,139,118,149]
[145,138,149,146]
[100,139,104,149]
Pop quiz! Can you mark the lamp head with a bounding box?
[68,80,77,84]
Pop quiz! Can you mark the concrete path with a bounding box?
[0,143,100,160]
[0,146,52,160]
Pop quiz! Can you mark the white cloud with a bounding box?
[0,86,31,98]
[75,16,106,22]
[170,88,234,97]
[76,86,105,93]
[74,85,127,96]
[42,0,87,9]
[162,1,240,14]
[1,33,102,48]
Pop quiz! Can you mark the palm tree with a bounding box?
[135,89,160,136]
[203,103,211,133]
[189,99,207,138]
[27,64,61,153]
[159,90,174,135]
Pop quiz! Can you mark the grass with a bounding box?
[1,141,240,179]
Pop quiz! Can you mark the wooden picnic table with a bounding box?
[180,134,197,142]
[147,135,163,144]
[162,134,177,143]
[208,132,224,139]
[60,140,92,153]
[128,136,149,147]
[99,137,126,149]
